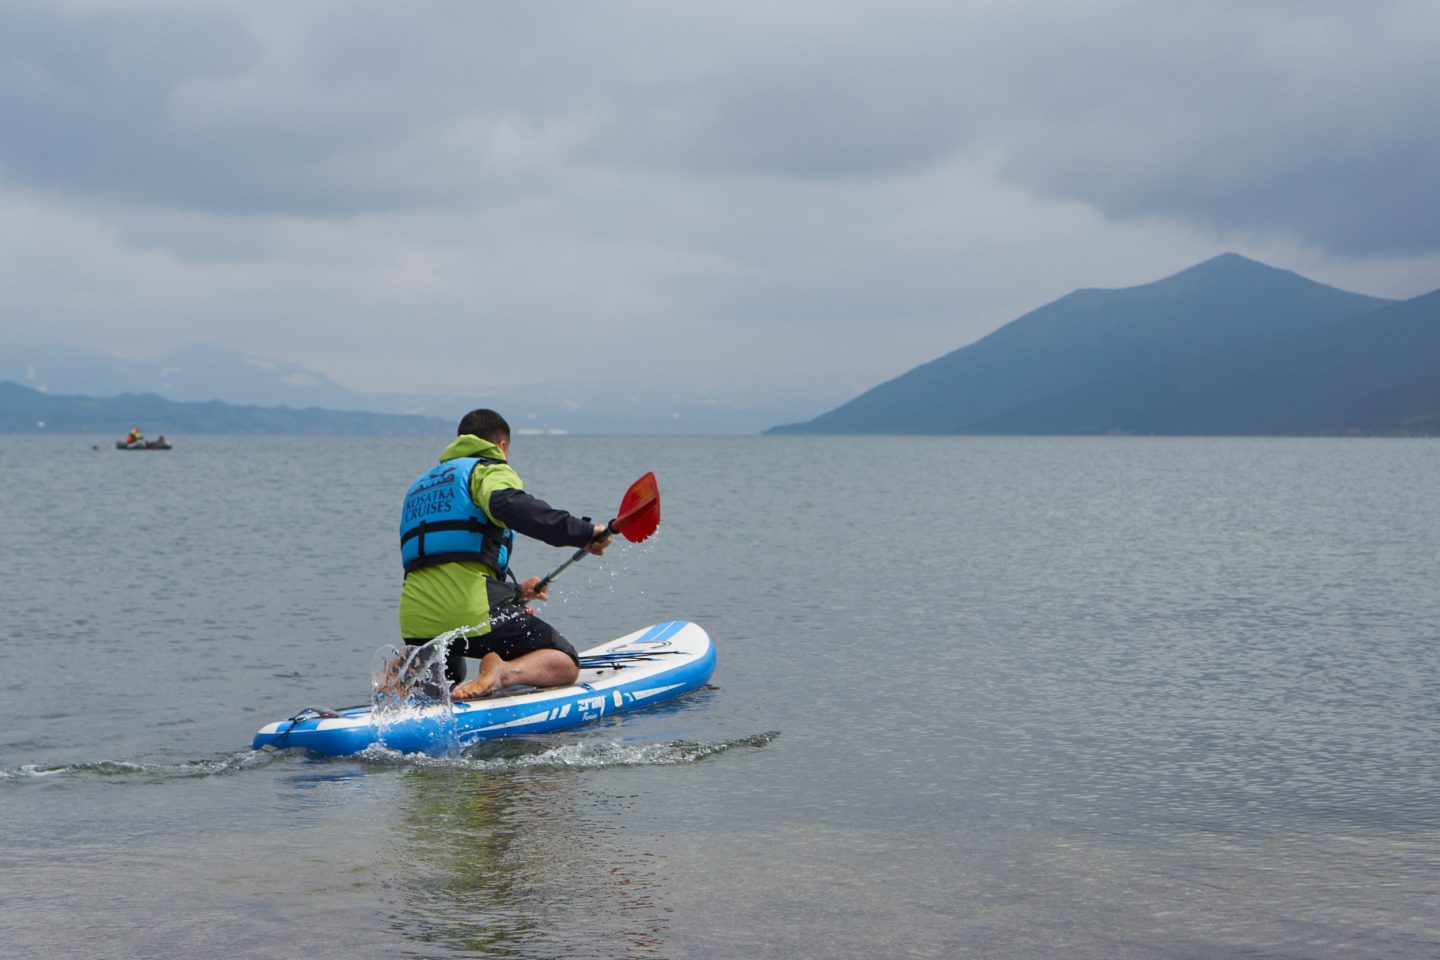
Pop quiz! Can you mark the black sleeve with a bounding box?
[488,487,597,548]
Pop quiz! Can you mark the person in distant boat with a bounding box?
[125,427,143,445]
[397,408,611,699]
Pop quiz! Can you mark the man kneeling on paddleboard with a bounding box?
[398,408,611,699]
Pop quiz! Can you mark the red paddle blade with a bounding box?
[611,471,660,543]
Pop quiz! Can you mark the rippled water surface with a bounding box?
[3,434,1438,959]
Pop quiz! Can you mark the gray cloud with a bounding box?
[981,2,1440,255]
[578,1,1440,256]
[4,2,1436,254]
[0,5,256,205]
[0,3,587,214]
[1,1,1438,403]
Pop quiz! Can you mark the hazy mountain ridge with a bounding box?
[10,253,1437,438]
[0,343,366,411]
[0,342,839,435]
[0,381,450,436]
[767,253,1437,436]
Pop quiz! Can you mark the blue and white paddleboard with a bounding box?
[252,620,716,757]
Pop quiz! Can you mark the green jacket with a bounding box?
[398,435,595,639]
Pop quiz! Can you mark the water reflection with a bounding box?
[380,765,672,959]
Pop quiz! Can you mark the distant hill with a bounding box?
[0,342,842,435]
[0,342,370,412]
[977,287,1440,435]
[0,382,449,435]
[767,254,1405,435]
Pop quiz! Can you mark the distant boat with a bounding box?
[116,437,172,451]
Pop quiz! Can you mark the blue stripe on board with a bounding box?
[630,620,685,645]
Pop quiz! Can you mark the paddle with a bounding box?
[530,471,660,595]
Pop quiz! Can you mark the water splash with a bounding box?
[367,639,459,755]
[2,732,776,785]
[369,609,533,712]
[354,730,779,771]
[371,638,453,714]
[548,532,659,607]
[1,750,280,784]
[365,608,545,753]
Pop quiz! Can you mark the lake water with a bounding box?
[2,434,1437,960]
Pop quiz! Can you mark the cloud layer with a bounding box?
[3,1,1438,398]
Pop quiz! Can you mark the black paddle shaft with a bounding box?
[532,520,617,594]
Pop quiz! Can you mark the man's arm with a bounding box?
[487,488,598,548]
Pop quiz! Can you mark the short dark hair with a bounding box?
[457,408,511,444]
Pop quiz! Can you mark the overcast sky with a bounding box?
[3,0,1439,400]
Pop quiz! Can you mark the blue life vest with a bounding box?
[399,457,514,576]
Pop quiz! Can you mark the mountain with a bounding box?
[767,254,1399,435]
[0,342,840,435]
[0,382,449,435]
[975,287,1440,435]
[0,343,370,411]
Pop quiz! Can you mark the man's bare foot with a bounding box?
[452,652,504,700]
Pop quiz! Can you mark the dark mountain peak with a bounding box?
[1141,251,1378,304]
[1064,253,1322,304]
[1167,251,1290,280]
[1185,251,1271,273]
[768,254,1408,436]
[1040,254,1390,329]
[991,253,1391,349]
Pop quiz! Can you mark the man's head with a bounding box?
[457,409,511,450]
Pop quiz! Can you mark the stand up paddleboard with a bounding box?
[252,620,715,757]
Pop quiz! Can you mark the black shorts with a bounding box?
[404,582,580,685]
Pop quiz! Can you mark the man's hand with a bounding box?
[586,524,613,556]
[517,576,550,603]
